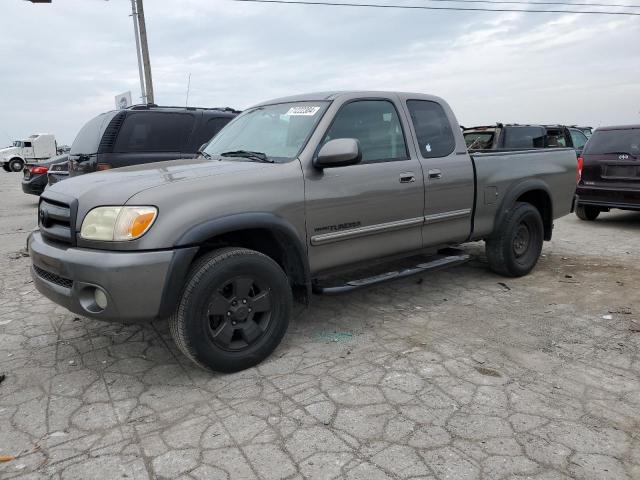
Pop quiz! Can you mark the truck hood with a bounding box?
[45,158,272,208]
[0,146,18,157]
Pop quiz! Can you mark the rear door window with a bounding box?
[322,100,408,163]
[114,112,195,153]
[583,129,640,156]
[503,126,546,148]
[407,100,456,158]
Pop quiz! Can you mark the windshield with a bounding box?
[583,128,640,156]
[12,141,23,148]
[204,101,329,162]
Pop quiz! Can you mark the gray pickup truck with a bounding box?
[29,91,578,372]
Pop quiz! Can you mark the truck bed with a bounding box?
[470,148,578,240]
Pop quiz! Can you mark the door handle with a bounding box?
[428,169,442,179]
[399,172,416,183]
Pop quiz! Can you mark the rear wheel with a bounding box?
[169,247,292,373]
[575,204,600,221]
[485,202,544,277]
[9,158,24,172]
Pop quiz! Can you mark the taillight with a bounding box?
[577,156,584,183]
[30,166,49,174]
[97,163,112,171]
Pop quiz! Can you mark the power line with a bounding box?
[230,0,640,15]
[419,0,640,9]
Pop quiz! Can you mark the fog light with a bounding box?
[94,289,108,310]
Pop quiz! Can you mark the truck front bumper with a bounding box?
[28,231,197,323]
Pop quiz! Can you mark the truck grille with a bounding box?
[39,198,75,245]
[34,265,73,289]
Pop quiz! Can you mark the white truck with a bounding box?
[1,134,57,172]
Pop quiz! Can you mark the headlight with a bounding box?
[80,206,157,241]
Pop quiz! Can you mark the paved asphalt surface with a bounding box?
[0,170,639,480]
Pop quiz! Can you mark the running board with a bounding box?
[313,249,471,295]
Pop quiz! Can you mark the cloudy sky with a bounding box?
[1,0,639,144]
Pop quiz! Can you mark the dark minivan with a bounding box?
[575,124,640,220]
[64,104,239,178]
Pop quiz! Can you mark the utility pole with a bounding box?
[185,73,191,107]
[130,0,146,103]
[135,0,154,104]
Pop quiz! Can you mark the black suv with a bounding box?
[60,105,239,180]
[575,124,640,220]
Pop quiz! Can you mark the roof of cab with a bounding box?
[252,91,445,106]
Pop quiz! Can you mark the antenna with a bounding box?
[185,73,191,108]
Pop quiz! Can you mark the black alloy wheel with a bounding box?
[206,275,272,351]
[170,247,292,373]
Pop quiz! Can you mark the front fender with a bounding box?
[176,211,311,291]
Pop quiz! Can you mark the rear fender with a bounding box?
[494,179,554,240]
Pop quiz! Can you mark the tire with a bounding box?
[169,247,292,373]
[575,204,600,221]
[485,202,544,278]
[9,158,24,172]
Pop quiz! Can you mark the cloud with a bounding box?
[0,0,638,144]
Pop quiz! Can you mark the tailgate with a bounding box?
[582,153,640,187]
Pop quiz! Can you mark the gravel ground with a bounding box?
[0,170,639,480]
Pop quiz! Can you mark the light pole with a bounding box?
[130,0,154,104]
[130,0,146,103]
[135,0,154,104]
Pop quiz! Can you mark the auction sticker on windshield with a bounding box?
[286,106,321,116]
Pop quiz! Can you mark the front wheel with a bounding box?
[169,247,292,373]
[575,205,600,221]
[9,158,24,172]
[485,202,544,278]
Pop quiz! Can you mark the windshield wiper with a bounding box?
[220,150,274,163]
[197,150,212,160]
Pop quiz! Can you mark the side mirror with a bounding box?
[314,138,362,169]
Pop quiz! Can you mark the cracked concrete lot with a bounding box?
[1,172,639,480]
